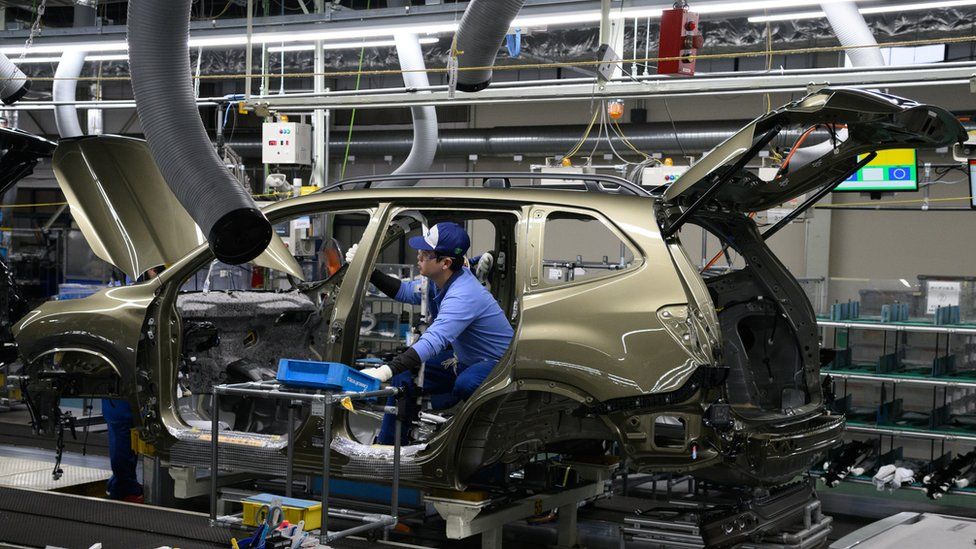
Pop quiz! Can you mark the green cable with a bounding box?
[340,0,371,180]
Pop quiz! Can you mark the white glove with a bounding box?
[361,365,393,382]
[345,243,358,264]
[893,467,915,488]
[476,252,494,281]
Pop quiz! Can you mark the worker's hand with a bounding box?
[345,243,358,264]
[476,251,494,281]
[361,364,393,382]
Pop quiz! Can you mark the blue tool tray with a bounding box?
[276,359,381,393]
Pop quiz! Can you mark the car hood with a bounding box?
[0,127,56,195]
[53,135,303,281]
[664,88,968,212]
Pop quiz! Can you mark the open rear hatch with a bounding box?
[663,88,967,217]
[660,89,966,424]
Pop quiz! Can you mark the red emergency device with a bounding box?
[657,5,703,77]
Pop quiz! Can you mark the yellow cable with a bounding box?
[564,108,600,161]
[816,195,975,208]
[611,119,650,160]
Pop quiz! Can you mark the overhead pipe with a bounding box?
[382,0,438,186]
[0,55,29,106]
[787,1,885,171]
[128,0,272,264]
[227,121,826,158]
[53,4,97,139]
[452,0,527,92]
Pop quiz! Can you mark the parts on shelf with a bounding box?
[830,300,860,321]
[881,303,911,323]
[821,440,879,487]
[873,463,916,491]
[935,305,962,326]
[923,450,976,500]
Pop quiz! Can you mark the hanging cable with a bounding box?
[563,107,600,162]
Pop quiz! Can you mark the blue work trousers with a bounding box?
[101,398,143,499]
[377,354,497,445]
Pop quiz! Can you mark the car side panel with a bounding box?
[513,202,700,403]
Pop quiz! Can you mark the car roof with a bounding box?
[261,184,657,220]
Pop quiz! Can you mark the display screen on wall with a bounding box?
[834,149,918,192]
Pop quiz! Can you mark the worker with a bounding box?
[102,399,143,502]
[348,222,514,444]
[103,265,163,503]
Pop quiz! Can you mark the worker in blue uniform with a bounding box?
[351,222,514,444]
[101,398,143,502]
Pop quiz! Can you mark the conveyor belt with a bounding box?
[0,486,239,548]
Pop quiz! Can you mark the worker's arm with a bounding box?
[346,243,417,302]
[361,292,479,382]
[369,270,403,299]
[361,347,421,382]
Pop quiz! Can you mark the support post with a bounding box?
[286,401,295,498]
[320,397,333,544]
[245,0,254,99]
[312,0,328,187]
[209,390,219,522]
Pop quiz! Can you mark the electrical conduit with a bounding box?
[127,0,271,264]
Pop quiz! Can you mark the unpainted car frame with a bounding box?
[12,89,967,502]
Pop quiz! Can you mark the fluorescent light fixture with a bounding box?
[268,37,439,53]
[0,0,890,55]
[749,0,976,22]
[11,53,129,64]
[251,22,460,44]
[0,40,128,55]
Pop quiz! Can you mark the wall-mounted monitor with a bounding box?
[834,149,919,193]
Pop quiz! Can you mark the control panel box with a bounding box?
[642,165,688,188]
[262,122,312,165]
[657,7,702,77]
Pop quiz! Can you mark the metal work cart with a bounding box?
[208,379,405,545]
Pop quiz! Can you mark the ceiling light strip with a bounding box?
[748,0,976,22]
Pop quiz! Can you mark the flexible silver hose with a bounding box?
[54,52,86,138]
[128,0,271,264]
[54,4,97,139]
[0,55,29,106]
[453,0,526,92]
[385,32,438,185]
[788,2,884,170]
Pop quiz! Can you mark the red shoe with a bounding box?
[121,494,144,504]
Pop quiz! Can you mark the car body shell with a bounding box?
[13,88,968,491]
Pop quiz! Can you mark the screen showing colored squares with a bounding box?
[834,149,918,192]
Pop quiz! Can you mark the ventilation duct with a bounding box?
[128,0,271,264]
[0,55,29,106]
[53,4,96,139]
[452,0,527,92]
[786,2,884,170]
[227,121,829,158]
[821,1,885,68]
[382,0,438,185]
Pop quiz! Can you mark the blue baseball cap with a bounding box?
[408,222,470,257]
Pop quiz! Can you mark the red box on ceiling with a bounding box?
[657,7,702,77]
